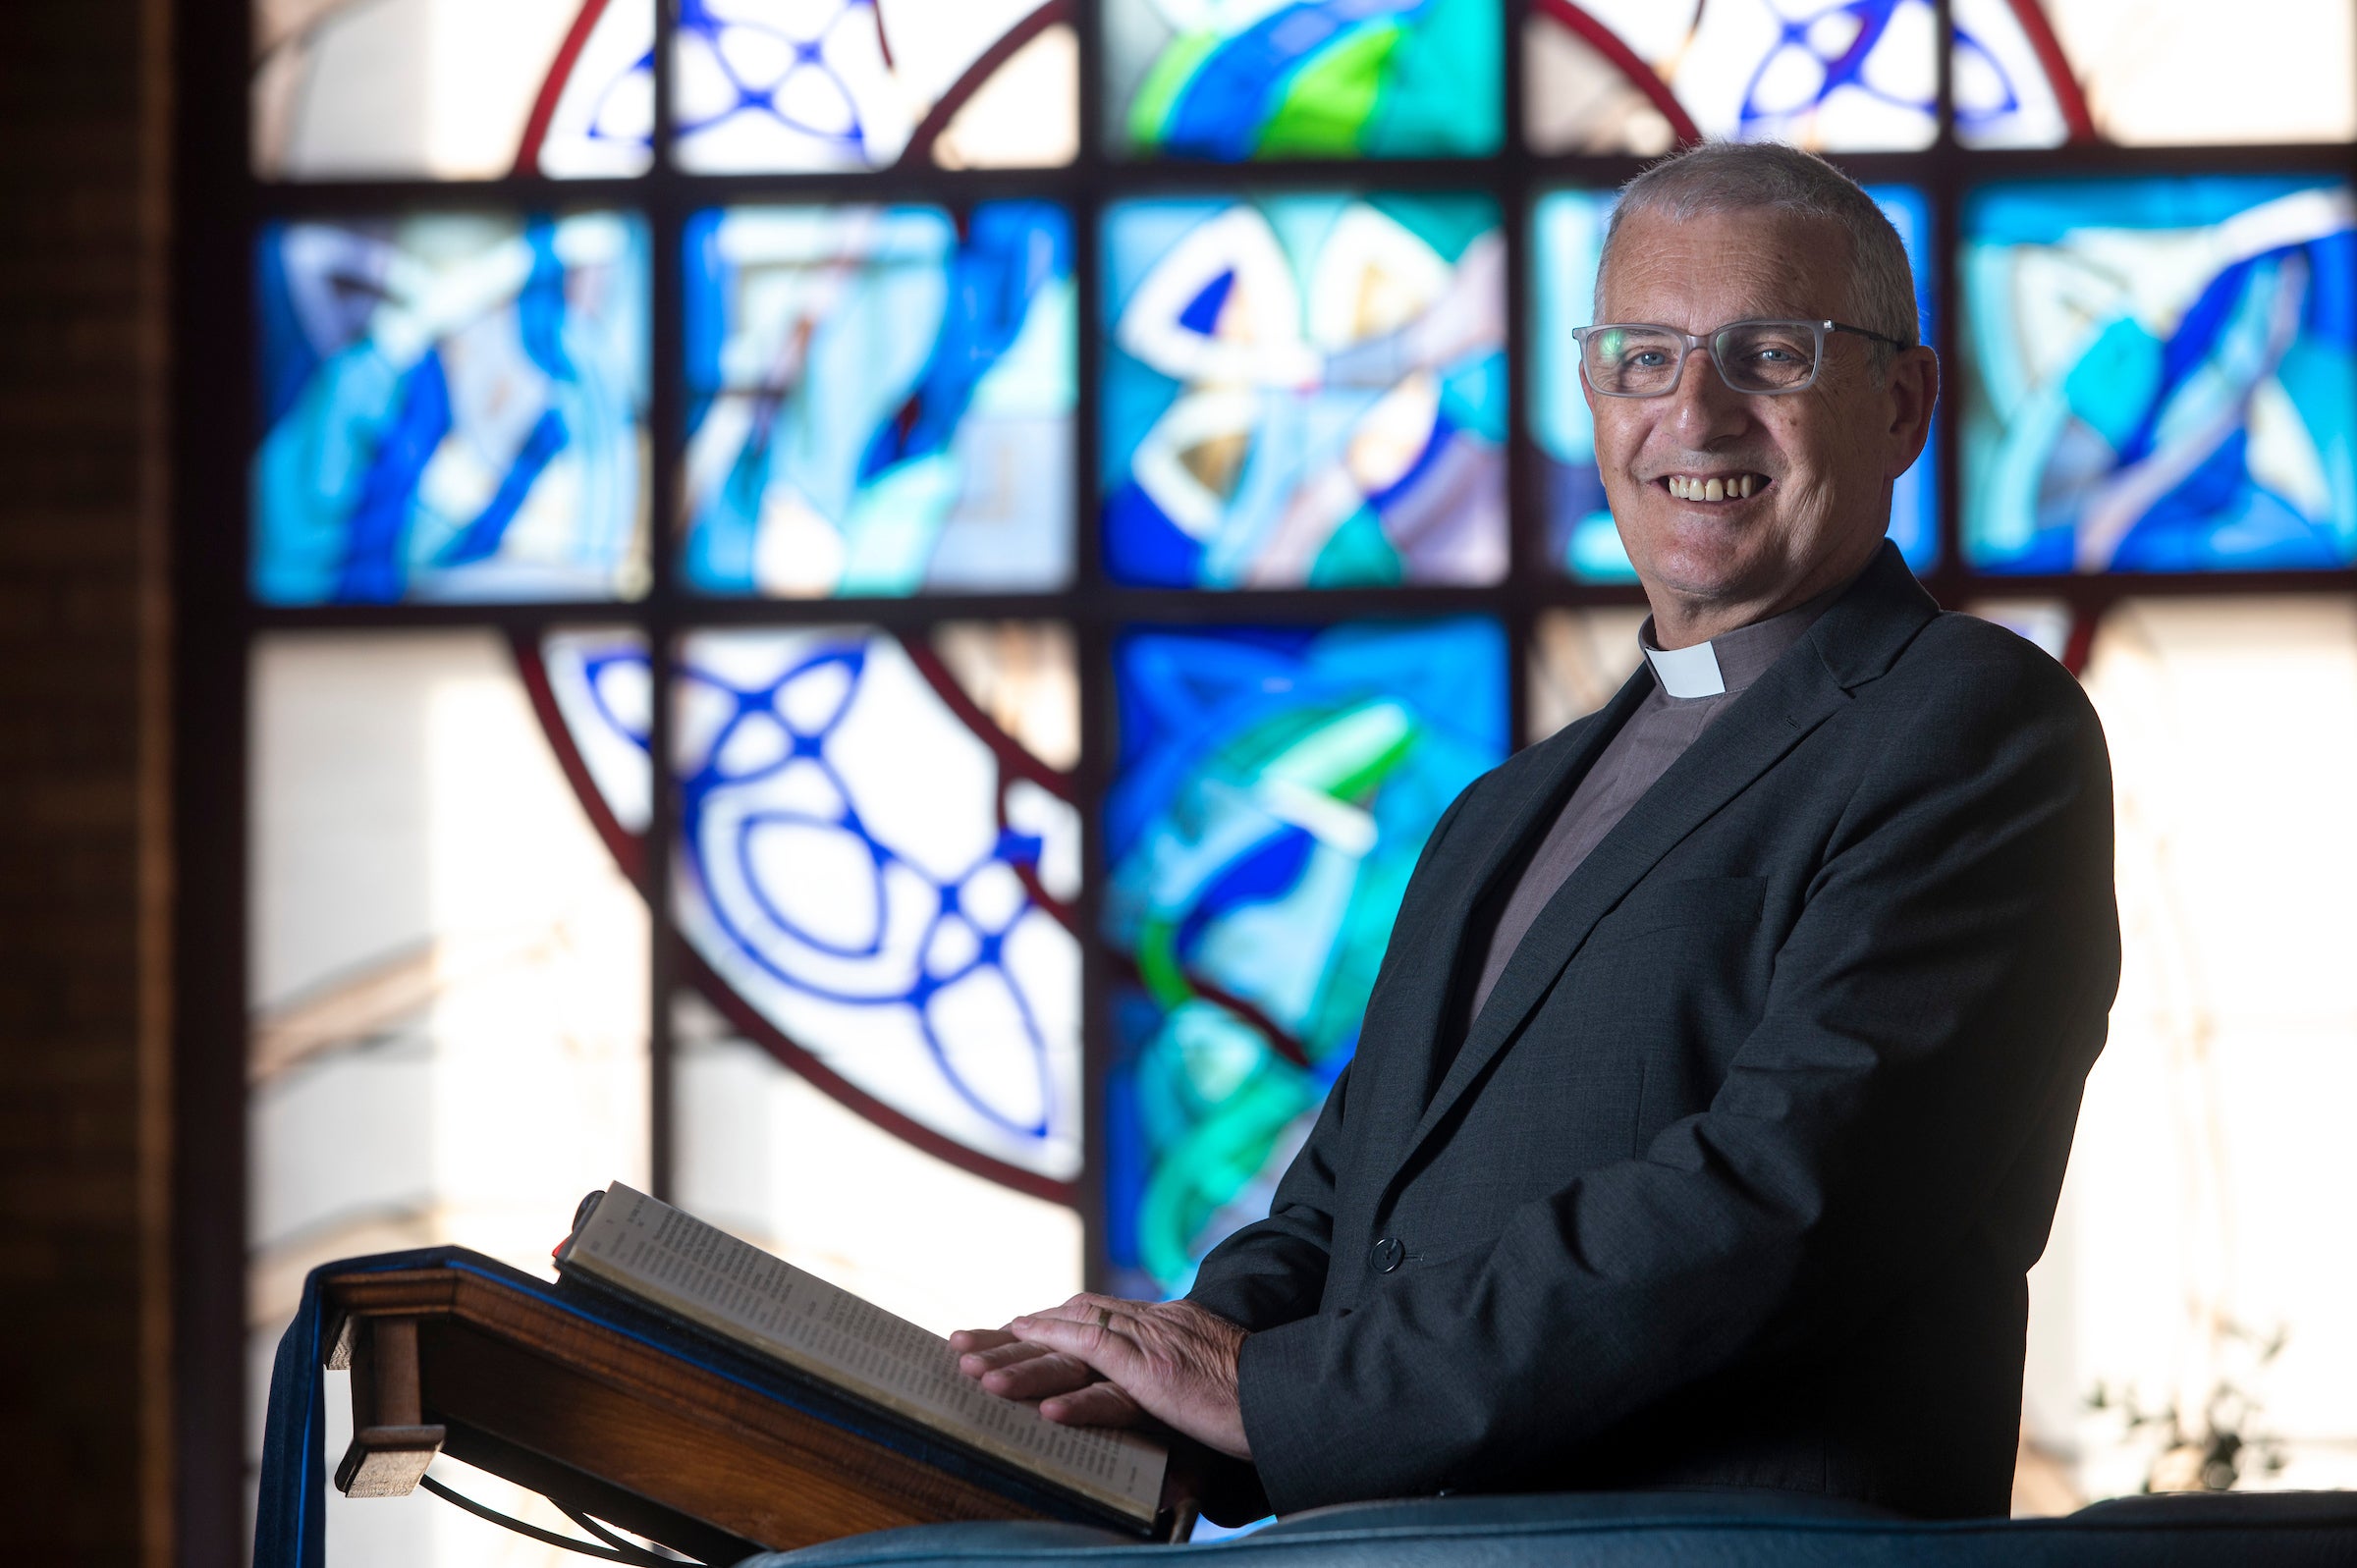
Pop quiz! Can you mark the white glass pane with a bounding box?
[1956,0,2357,149]
[251,0,654,180]
[1526,0,1939,154]
[673,1,1076,173]
[247,629,650,1559]
[2024,597,2357,1502]
[1527,607,1649,740]
[671,991,1083,1337]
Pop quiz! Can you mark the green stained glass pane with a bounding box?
[1103,618,1507,1297]
[1107,0,1502,162]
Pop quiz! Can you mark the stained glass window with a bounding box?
[209,1,2357,1550]
[1954,0,2357,149]
[1524,0,1939,155]
[1102,618,1507,1296]
[682,203,1074,597]
[1102,193,1507,589]
[1104,0,1503,162]
[1962,177,2357,573]
[672,1,1078,172]
[252,0,655,180]
[1533,183,1937,581]
[253,212,651,605]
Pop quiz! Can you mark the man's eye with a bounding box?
[1625,349,1669,367]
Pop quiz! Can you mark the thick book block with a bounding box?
[319,1252,1199,1564]
[555,1184,1169,1527]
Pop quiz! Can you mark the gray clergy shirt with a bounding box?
[1463,589,1839,1024]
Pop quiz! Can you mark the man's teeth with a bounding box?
[1667,474,1761,500]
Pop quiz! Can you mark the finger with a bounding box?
[1007,1312,1140,1380]
[957,1338,1060,1374]
[1039,1380,1146,1429]
[976,1352,1102,1401]
[948,1327,1020,1355]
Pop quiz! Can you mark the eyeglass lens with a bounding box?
[1582,323,1821,396]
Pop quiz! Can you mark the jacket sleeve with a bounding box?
[1233,655,2120,1514]
[1185,783,1480,1334]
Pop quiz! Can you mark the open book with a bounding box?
[554,1182,1171,1528]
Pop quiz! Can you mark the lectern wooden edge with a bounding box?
[322,1265,1201,1563]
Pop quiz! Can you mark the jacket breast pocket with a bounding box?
[1583,875,1767,953]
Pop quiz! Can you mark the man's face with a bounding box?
[1584,206,1936,637]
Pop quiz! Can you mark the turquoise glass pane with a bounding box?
[252,212,650,605]
[1107,0,1502,161]
[683,203,1075,597]
[1531,184,1938,580]
[1963,177,2357,572]
[1103,618,1507,1297]
[1102,193,1507,589]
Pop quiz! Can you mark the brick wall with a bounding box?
[0,0,173,1562]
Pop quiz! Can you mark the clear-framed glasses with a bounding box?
[1571,319,1912,398]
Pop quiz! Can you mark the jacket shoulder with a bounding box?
[1867,611,2100,734]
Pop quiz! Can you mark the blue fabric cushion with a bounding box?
[738,1489,2357,1568]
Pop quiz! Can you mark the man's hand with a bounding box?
[951,1294,1252,1461]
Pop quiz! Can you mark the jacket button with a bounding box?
[1371,1236,1404,1273]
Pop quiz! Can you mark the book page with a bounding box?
[563,1182,1166,1522]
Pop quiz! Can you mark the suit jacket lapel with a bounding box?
[1349,668,1655,1153]
[1388,542,1941,1186]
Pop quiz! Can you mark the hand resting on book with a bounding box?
[952,1295,1251,1462]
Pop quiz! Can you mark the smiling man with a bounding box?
[955,142,2120,1523]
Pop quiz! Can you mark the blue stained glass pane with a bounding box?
[1102,193,1508,590]
[1530,185,1939,580]
[683,203,1076,598]
[252,212,650,605]
[1103,618,1507,1296]
[1963,177,2357,573]
[1107,0,1502,162]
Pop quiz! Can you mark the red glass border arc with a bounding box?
[516,0,619,177]
[2000,0,2098,142]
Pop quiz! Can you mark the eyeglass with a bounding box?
[1571,319,1912,398]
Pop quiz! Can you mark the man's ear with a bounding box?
[1884,346,1940,478]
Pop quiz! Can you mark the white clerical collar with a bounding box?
[1642,637,1727,699]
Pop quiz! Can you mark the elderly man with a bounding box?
[955,142,2118,1523]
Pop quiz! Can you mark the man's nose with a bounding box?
[1665,343,1753,443]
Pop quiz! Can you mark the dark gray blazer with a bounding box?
[1186,542,2120,1522]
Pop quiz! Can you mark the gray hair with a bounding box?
[1596,141,1920,367]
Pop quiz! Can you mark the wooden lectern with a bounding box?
[323,1264,1197,1564]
